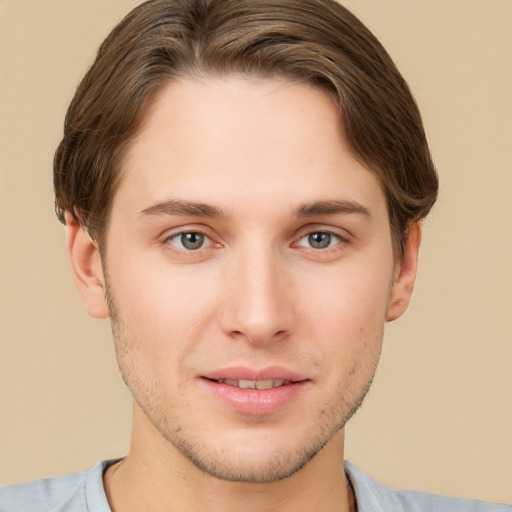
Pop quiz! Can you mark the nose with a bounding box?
[218,245,295,346]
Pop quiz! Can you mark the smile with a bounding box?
[213,379,290,389]
[201,370,310,415]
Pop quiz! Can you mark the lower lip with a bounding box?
[200,379,310,416]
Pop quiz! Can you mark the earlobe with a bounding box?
[65,213,109,319]
[386,223,422,322]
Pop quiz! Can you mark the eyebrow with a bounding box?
[139,198,371,220]
[295,200,371,218]
[140,199,225,218]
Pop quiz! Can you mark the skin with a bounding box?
[66,77,420,512]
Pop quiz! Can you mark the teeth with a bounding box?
[239,379,256,389]
[257,379,284,389]
[218,379,289,389]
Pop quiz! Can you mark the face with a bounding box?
[74,77,415,483]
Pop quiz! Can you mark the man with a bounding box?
[0,0,509,511]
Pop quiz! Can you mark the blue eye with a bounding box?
[299,231,341,249]
[168,232,209,250]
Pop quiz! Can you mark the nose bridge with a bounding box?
[220,239,293,344]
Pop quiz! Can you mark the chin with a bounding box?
[151,409,346,484]
[171,431,331,483]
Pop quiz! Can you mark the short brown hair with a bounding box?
[54,0,438,255]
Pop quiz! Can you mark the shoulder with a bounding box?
[344,461,511,512]
[0,471,87,512]
[0,460,117,512]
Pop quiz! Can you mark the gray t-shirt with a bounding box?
[1,459,510,512]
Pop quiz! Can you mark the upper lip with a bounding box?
[202,366,308,382]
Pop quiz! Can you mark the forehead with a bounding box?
[115,76,387,221]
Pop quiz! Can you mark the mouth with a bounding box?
[202,365,308,384]
[205,378,292,390]
[200,367,310,415]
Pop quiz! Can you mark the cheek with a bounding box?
[106,254,221,363]
[301,262,393,329]
[297,261,392,371]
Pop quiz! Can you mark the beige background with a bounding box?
[0,0,511,503]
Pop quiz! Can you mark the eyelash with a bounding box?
[165,231,215,251]
[294,231,344,250]
[163,228,348,254]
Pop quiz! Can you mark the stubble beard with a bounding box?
[105,280,380,484]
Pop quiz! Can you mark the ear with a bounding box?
[65,212,109,319]
[386,223,422,322]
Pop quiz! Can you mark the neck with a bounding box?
[104,406,355,512]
